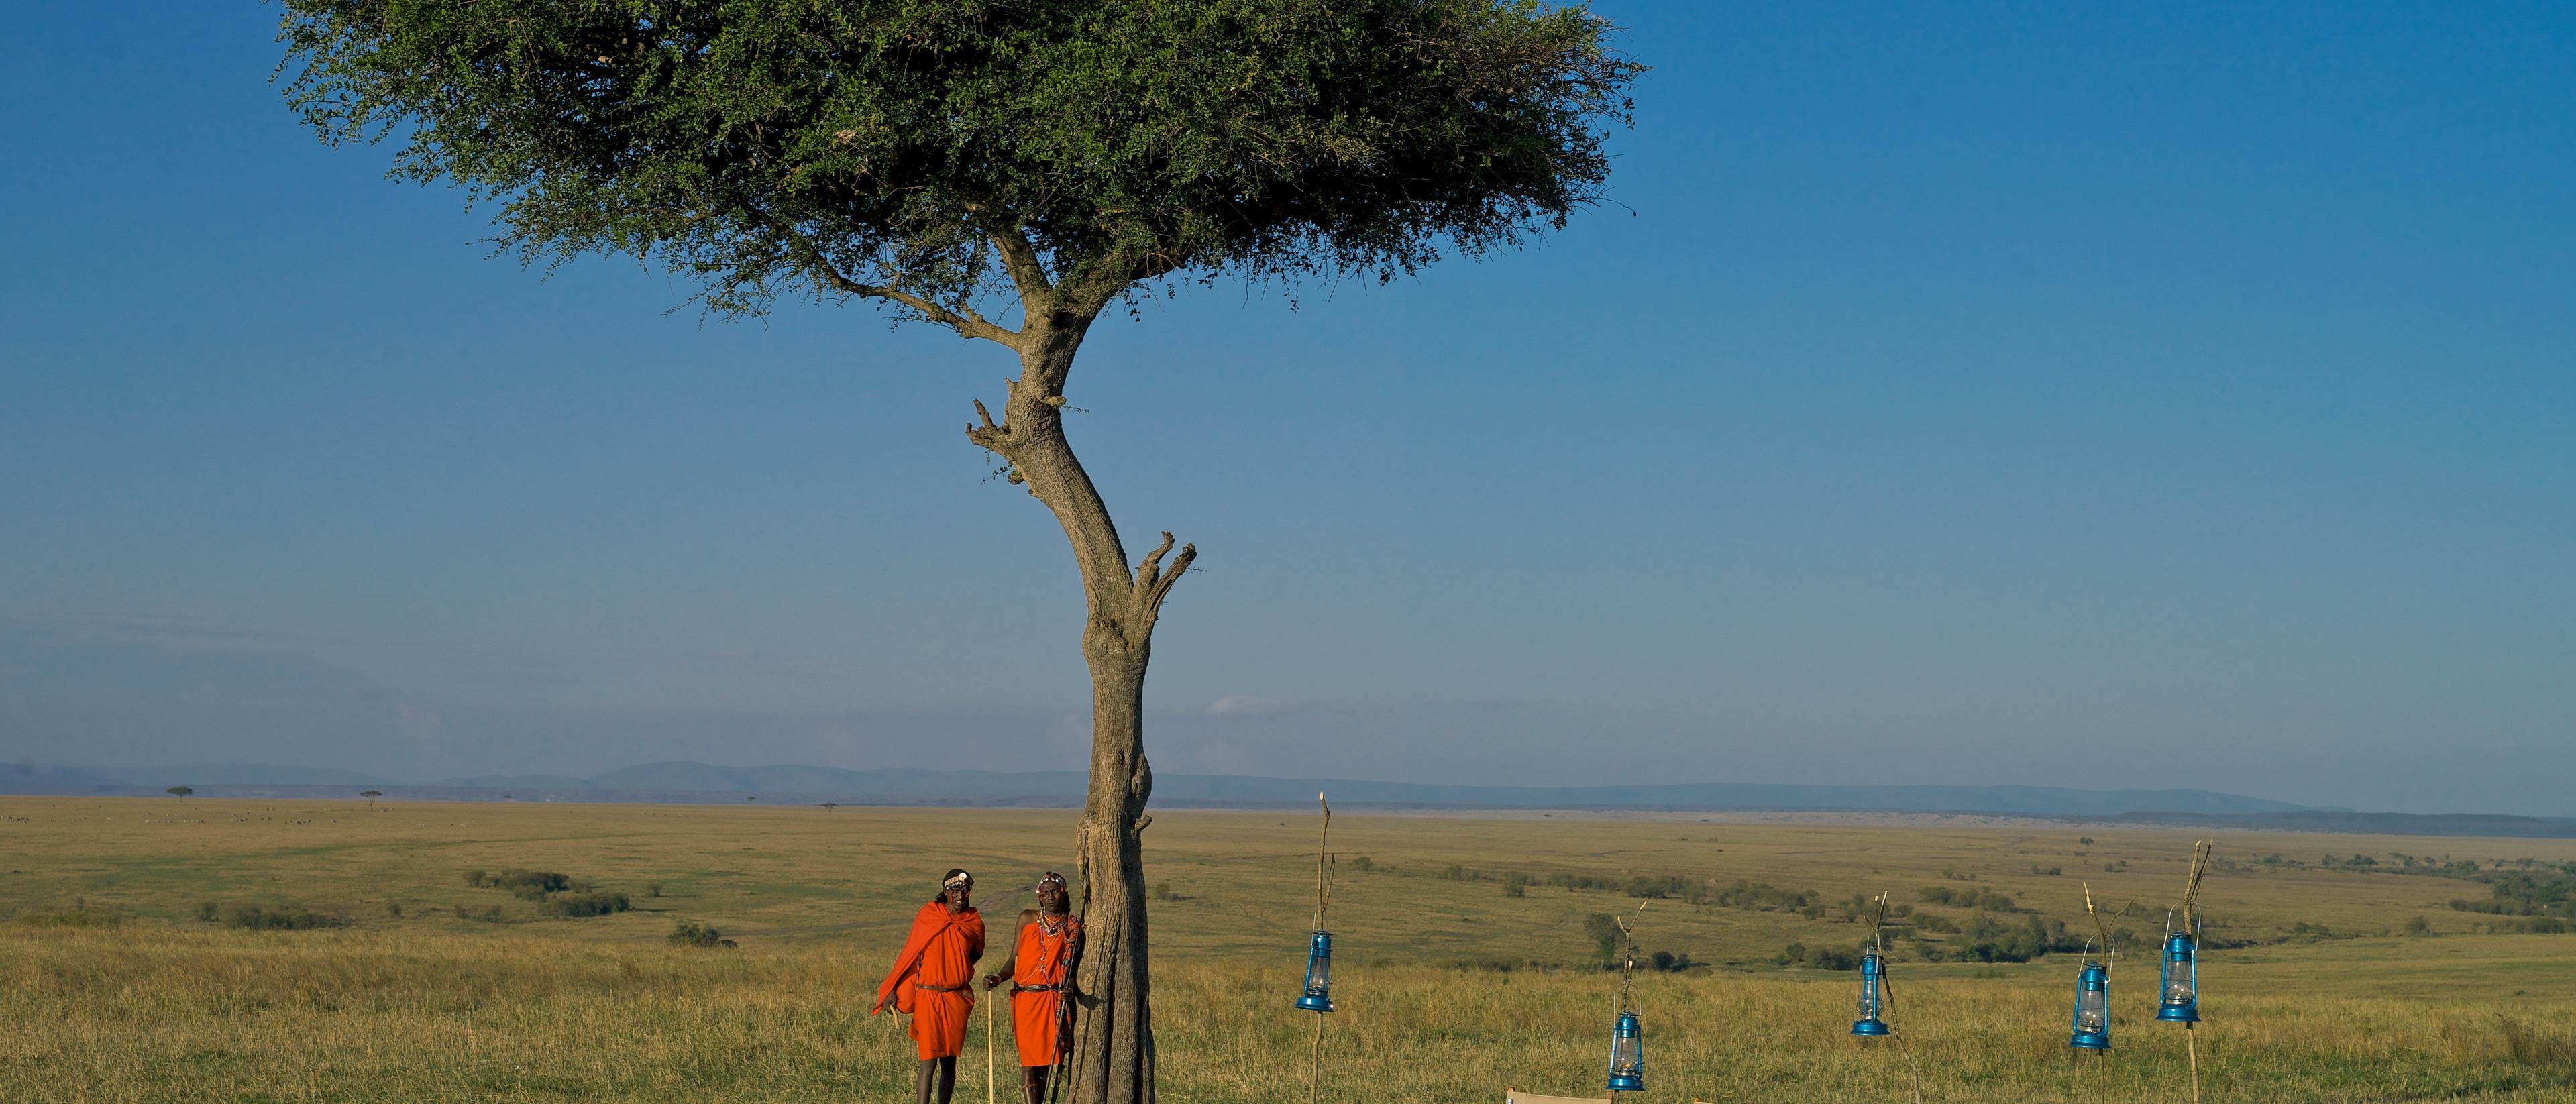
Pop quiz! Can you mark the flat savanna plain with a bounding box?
[3,798,2572,1103]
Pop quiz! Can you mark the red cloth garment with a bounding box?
[875,901,985,1060]
[1009,914,1082,1068]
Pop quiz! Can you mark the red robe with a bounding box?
[875,901,985,1060]
[1008,914,1082,1068]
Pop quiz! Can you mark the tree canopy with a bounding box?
[279,0,1639,335]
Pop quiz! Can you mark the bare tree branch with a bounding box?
[1141,541,1197,619]
[774,223,1024,348]
[1135,531,1177,588]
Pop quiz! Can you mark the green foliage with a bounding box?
[1918,885,2023,912]
[669,921,734,948]
[468,869,575,899]
[165,786,191,797]
[548,891,632,918]
[1501,872,1529,897]
[1581,913,1621,967]
[1949,914,2085,963]
[277,0,1642,326]
[1805,947,1860,971]
[199,902,343,931]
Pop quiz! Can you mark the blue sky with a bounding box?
[1,2,2569,813]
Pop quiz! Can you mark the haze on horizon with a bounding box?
[2,3,2569,816]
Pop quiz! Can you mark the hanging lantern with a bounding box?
[2156,929,2200,1023]
[1605,1009,1646,1092]
[1851,951,1892,1036]
[2069,960,2111,1050]
[1295,930,1336,1012]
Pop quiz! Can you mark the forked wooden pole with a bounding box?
[1310,792,1332,1104]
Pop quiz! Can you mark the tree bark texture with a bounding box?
[966,307,1191,1104]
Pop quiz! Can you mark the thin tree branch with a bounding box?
[772,223,1023,348]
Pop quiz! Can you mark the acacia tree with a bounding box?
[277,3,1635,1099]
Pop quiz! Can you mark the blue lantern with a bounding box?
[2156,929,2200,1023]
[1851,951,1892,1036]
[2069,960,2111,1050]
[1296,930,1335,1012]
[1605,1009,1645,1092]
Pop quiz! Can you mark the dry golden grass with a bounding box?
[2,797,2571,1101]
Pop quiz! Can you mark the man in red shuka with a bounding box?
[983,871,1083,1104]
[875,868,986,1104]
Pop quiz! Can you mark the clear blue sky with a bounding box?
[3,2,2569,814]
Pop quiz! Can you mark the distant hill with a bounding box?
[15,759,2569,836]
[17,759,2295,814]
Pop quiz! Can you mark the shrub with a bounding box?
[203,903,341,931]
[646,883,664,898]
[455,903,506,923]
[1501,873,1529,897]
[467,869,574,900]
[669,921,733,948]
[1807,947,1860,971]
[1346,856,1375,873]
[1582,914,1622,966]
[1776,942,1807,965]
[386,901,403,918]
[549,891,631,918]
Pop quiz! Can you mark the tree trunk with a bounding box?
[1066,648,1155,1104]
[969,313,1190,1104]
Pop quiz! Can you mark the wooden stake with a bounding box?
[2186,1022,2200,1104]
[986,987,997,1104]
[1310,792,1331,1104]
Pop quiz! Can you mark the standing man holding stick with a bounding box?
[877,869,987,1104]
[982,871,1083,1104]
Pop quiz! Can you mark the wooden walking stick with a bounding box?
[985,986,998,1104]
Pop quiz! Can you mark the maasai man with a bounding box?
[981,871,1083,1104]
[875,869,986,1104]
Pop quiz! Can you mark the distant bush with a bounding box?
[669,921,734,948]
[199,903,341,931]
[549,891,631,918]
[454,903,506,924]
[1648,949,1695,972]
[1776,942,1807,965]
[1918,886,2021,912]
[645,883,664,898]
[1501,873,1529,897]
[1346,856,1375,873]
[1911,912,1958,933]
[385,901,403,918]
[1806,947,1860,971]
[1582,914,1622,967]
[468,869,574,900]
[15,902,122,928]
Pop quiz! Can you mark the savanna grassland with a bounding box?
[3,796,2572,1103]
